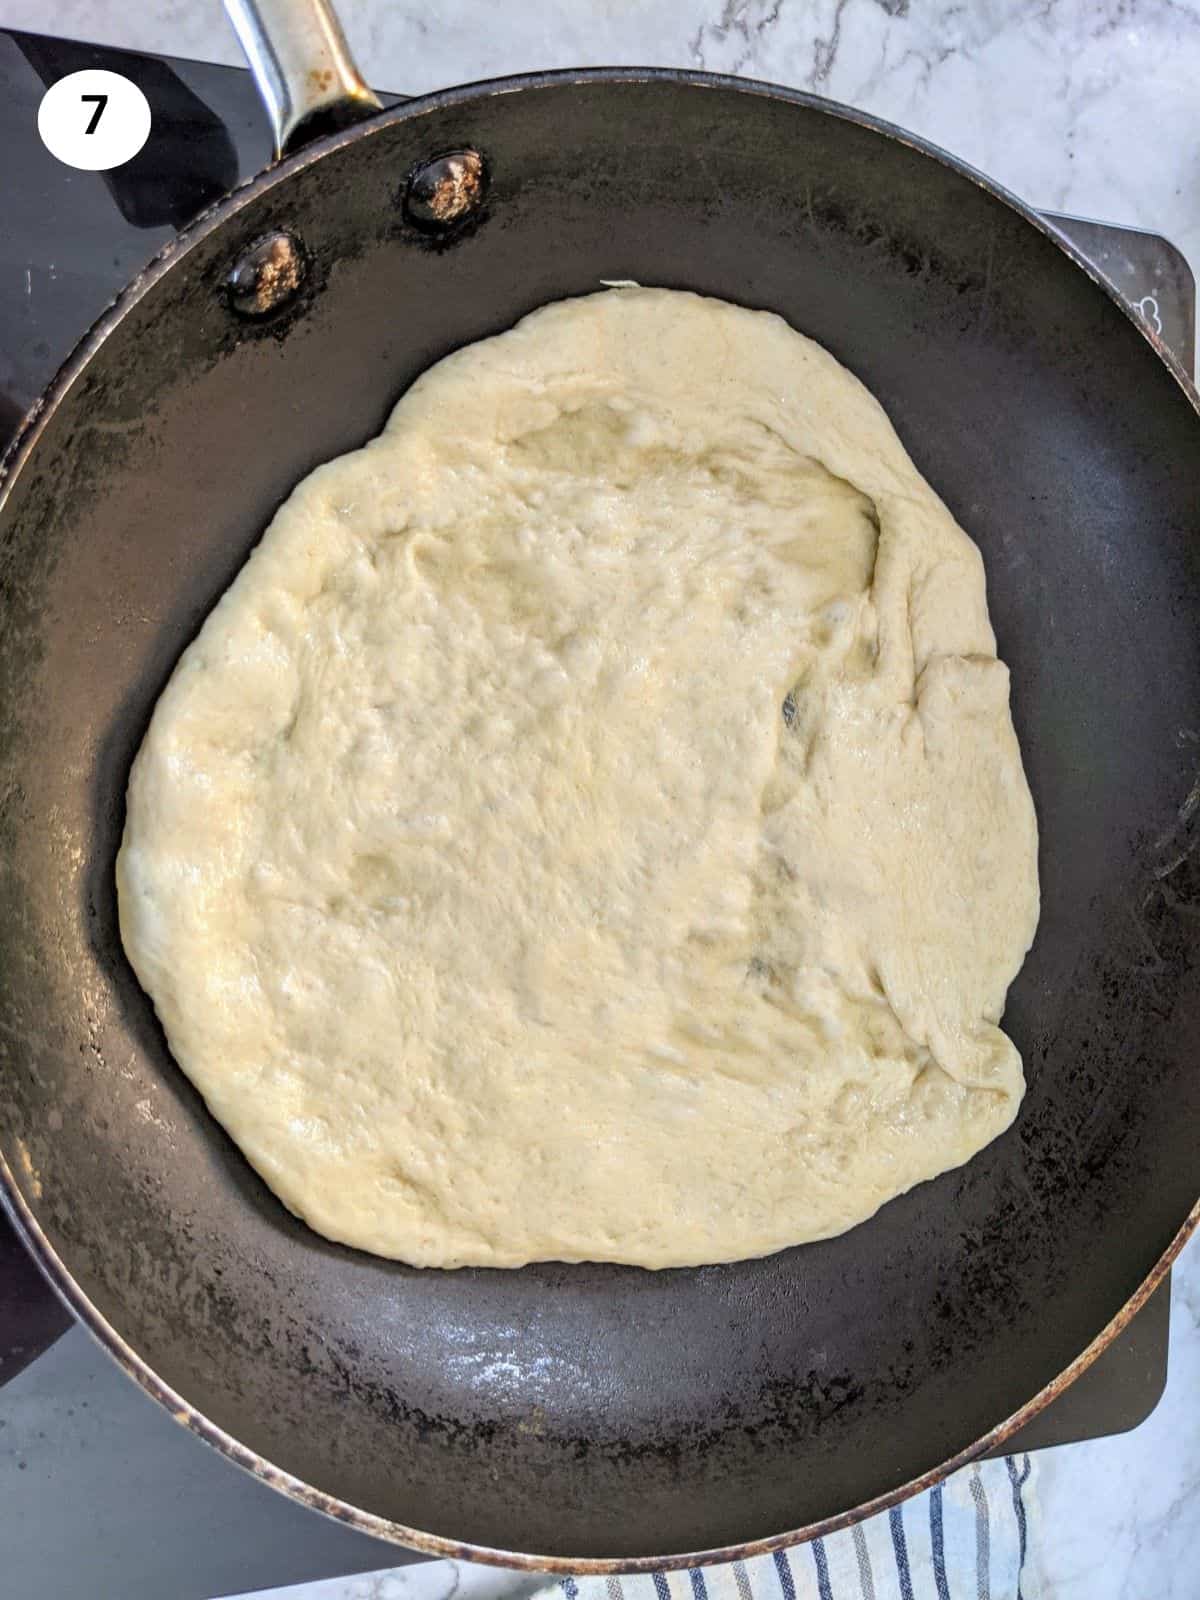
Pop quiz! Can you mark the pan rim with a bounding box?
[3,1167,1197,1572]
[2,63,1198,501]
[1,63,1198,1572]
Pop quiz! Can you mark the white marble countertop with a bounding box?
[5,2,1198,1597]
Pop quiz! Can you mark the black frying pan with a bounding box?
[1,0,1198,1570]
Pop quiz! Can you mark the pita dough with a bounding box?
[117,289,1039,1268]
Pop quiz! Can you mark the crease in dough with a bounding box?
[117,288,1040,1269]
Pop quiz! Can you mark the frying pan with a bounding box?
[1,0,1198,1570]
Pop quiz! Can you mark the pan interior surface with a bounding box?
[1,76,1198,1562]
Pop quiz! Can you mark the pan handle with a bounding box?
[223,0,382,160]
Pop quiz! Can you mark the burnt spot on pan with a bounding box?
[216,226,329,343]
[225,230,309,319]
[401,149,490,250]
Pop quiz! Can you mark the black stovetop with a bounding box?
[0,26,1192,1597]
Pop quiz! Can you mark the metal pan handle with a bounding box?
[223,0,382,159]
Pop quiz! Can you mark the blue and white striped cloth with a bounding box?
[554,1457,1037,1600]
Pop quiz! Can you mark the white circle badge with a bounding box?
[38,69,151,172]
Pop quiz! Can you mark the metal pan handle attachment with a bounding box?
[223,0,382,159]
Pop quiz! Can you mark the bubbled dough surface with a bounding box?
[117,289,1039,1269]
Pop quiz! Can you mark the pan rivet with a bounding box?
[404,149,486,232]
[226,231,307,317]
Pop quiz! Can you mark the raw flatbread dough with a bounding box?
[117,289,1039,1269]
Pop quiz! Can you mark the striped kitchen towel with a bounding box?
[556,1456,1038,1600]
